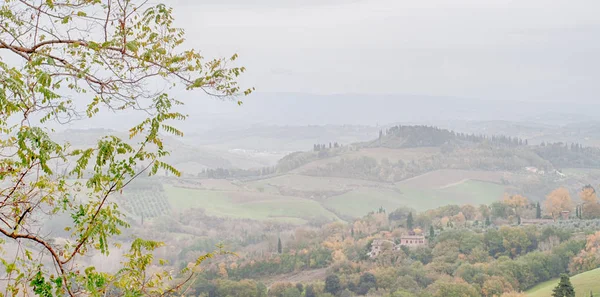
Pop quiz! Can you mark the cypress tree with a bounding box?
[277,237,282,254]
[536,202,542,219]
[552,274,575,297]
[429,225,435,238]
[407,212,414,230]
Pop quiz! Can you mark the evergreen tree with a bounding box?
[517,215,521,225]
[407,212,414,230]
[277,237,282,254]
[429,225,435,238]
[552,274,575,297]
[485,216,491,226]
[325,275,341,295]
[351,227,355,237]
[536,202,542,219]
[305,285,316,297]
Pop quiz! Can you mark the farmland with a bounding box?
[323,179,505,217]
[161,168,508,221]
[164,185,340,224]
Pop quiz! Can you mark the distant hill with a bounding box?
[50,129,283,173]
[186,124,380,151]
[276,125,600,178]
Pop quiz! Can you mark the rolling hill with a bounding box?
[89,124,600,224]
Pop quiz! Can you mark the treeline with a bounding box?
[304,146,551,182]
[378,125,528,149]
[227,246,333,279]
[313,142,341,151]
[535,142,600,168]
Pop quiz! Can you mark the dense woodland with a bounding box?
[125,185,600,297]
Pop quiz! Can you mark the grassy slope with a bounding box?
[323,188,405,217]
[248,174,384,192]
[166,168,507,221]
[164,185,340,224]
[324,180,505,217]
[527,268,600,297]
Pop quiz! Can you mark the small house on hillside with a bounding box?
[399,235,426,247]
[368,234,427,258]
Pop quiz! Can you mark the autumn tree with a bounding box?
[482,276,513,297]
[545,188,574,219]
[460,204,478,221]
[503,194,529,213]
[580,186,597,204]
[0,0,250,295]
[580,186,600,219]
[569,231,600,273]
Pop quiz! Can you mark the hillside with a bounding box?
[109,125,600,223]
[527,268,600,297]
[142,125,600,223]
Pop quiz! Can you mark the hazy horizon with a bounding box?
[168,0,600,102]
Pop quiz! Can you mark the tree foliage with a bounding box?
[0,0,250,295]
[545,188,573,218]
[552,274,575,297]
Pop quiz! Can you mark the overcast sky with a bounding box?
[167,0,600,102]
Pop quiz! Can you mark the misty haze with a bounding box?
[1,1,600,297]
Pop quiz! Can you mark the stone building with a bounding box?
[367,239,396,258]
[367,234,427,258]
[399,234,426,247]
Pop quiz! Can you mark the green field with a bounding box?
[397,169,507,189]
[323,188,406,218]
[168,171,506,221]
[164,185,340,224]
[527,268,600,297]
[398,180,505,211]
[249,174,383,192]
[324,180,504,217]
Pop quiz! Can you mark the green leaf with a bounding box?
[125,41,139,53]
